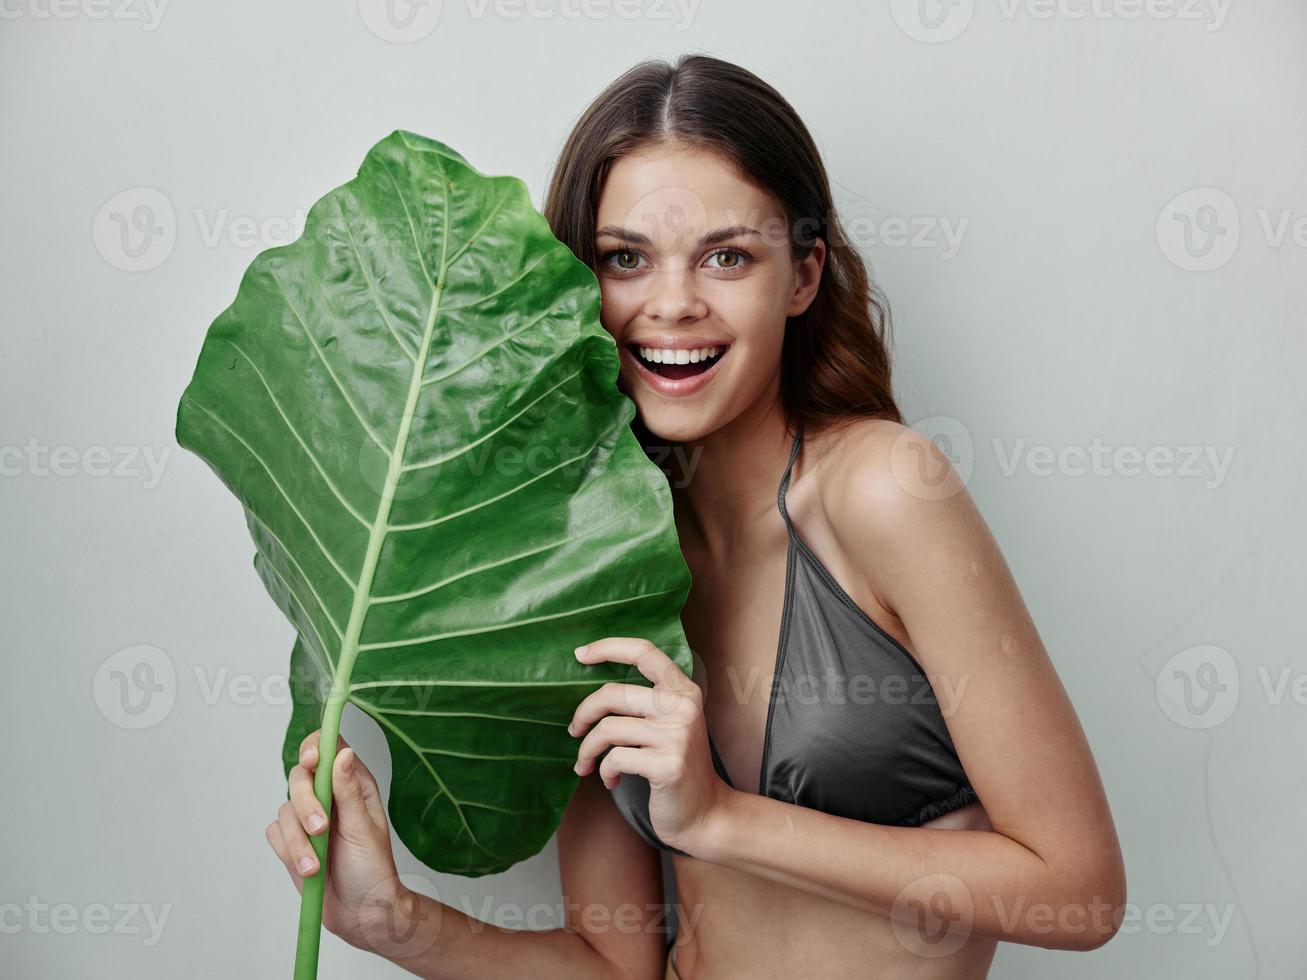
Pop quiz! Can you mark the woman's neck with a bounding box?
[668,396,795,563]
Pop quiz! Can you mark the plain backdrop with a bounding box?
[2,1,1304,977]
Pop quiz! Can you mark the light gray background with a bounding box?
[2,1,1304,977]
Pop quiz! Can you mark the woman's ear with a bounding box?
[787,237,827,317]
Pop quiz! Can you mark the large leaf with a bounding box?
[177,130,693,878]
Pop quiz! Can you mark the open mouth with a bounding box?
[626,343,729,381]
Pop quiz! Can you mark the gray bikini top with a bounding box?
[607,423,978,856]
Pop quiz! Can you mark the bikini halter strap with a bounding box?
[776,422,805,528]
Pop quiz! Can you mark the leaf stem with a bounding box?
[290,160,451,979]
[292,689,347,980]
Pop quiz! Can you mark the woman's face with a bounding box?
[593,143,824,443]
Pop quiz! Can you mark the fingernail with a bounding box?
[300,747,314,764]
[298,857,315,874]
[306,814,325,833]
[574,645,588,660]
[340,750,354,774]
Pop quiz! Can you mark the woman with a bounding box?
[266,54,1126,978]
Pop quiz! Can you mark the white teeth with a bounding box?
[637,345,721,365]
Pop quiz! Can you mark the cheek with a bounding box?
[707,279,789,345]
[597,280,641,337]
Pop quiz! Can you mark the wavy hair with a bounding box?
[543,54,903,456]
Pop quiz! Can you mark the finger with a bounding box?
[332,748,388,840]
[575,638,693,691]
[342,748,390,831]
[570,681,661,736]
[289,764,328,836]
[266,819,290,865]
[265,822,306,895]
[597,746,670,790]
[278,801,320,878]
[297,730,349,771]
[575,715,661,776]
[571,674,702,737]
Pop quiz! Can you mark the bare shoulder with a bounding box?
[801,416,997,628]
[806,416,972,538]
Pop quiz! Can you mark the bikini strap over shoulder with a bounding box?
[776,422,805,529]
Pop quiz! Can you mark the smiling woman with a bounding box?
[540,53,1126,979]
[267,53,1125,980]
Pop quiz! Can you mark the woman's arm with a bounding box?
[375,773,667,979]
[691,422,1126,951]
[270,731,667,980]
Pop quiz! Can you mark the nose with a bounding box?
[642,265,707,323]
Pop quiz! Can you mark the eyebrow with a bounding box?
[594,224,764,248]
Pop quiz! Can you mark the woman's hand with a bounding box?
[569,637,736,856]
[265,730,413,952]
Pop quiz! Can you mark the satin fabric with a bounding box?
[609,424,978,853]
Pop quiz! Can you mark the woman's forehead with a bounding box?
[596,146,782,244]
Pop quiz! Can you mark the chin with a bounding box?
[621,395,715,445]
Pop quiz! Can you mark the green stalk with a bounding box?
[290,181,450,977]
[293,692,347,980]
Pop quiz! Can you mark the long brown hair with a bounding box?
[543,53,903,454]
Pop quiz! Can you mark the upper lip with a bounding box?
[624,336,730,350]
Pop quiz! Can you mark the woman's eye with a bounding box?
[705,248,751,271]
[606,249,643,271]
[599,247,751,275]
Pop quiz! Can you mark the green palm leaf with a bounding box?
[176,130,692,975]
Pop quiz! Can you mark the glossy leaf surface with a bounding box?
[177,130,692,876]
